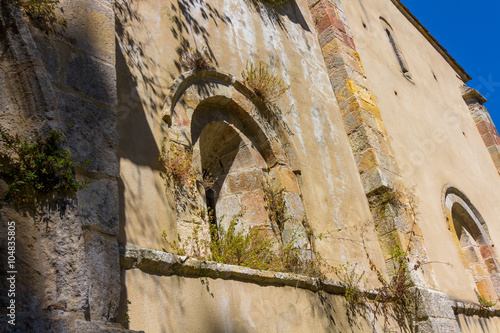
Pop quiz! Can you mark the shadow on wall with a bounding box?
[167,0,231,76]
[243,0,310,32]
[114,0,312,329]
[1,0,121,330]
[115,19,167,331]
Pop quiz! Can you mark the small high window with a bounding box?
[380,18,412,81]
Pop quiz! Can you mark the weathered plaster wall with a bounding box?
[125,269,377,332]
[340,0,500,303]
[116,0,385,277]
[121,247,399,333]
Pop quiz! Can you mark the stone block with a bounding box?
[222,143,266,171]
[315,14,336,36]
[462,246,480,264]
[480,244,496,260]
[240,190,269,227]
[485,257,500,273]
[76,179,119,235]
[348,123,391,156]
[325,49,364,81]
[318,25,340,48]
[223,169,263,195]
[269,166,300,194]
[60,0,115,64]
[82,231,120,322]
[309,1,338,25]
[65,52,117,105]
[475,279,497,302]
[414,288,456,321]
[31,34,60,82]
[471,263,489,279]
[268,140,288,166]
[282,219,309,249]
[343,108,380,134]
[215,195,242,229]
[321,39,342,59]
[33,203,89,314]
[487,145,500,164]
[482,133,499,147]
[360,166,395,195]
[339,95,381,120]
[378,230,405,260]
[58,93,118,177]
[336,79,376,108]
[356,148,397,176]
[284,192,306,222]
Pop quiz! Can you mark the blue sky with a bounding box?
[402,0,500,128]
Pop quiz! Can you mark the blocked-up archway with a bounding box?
[443,185,500,302]
[162,69,310,252]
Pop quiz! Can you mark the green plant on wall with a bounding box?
[0,125,88,207]
[475,290,497,308]
[332,262,366,304]
[16,0,67,34]
[162,210,322,276]
[262,178,289,235]
[179,46,213,71]
[365,186,422,330]
[241,61,290,106]
[159,140,197,187]
[159,140,216,190]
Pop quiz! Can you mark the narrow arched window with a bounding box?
[443,185,500,303]
[380,18,412,81]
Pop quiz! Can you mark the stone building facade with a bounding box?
[1,0,500,332]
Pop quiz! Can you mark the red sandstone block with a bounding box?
[316,15,335,35]
[344,35,356,50]
[310,1,337,21]
[480,244,496,260]
[482,133,496,147]
[476,121,489,135]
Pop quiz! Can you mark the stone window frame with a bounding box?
[161,68,312,254]
[442,184,500,302]
[380,17,413,82]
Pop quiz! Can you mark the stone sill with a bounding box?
[453,301,500,317]
[119,245,380,299]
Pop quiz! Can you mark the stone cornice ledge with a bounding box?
[453,301,500,317]
[119,245,379,299]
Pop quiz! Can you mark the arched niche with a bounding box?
[162,69,310,252]
[442,185,500,302]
